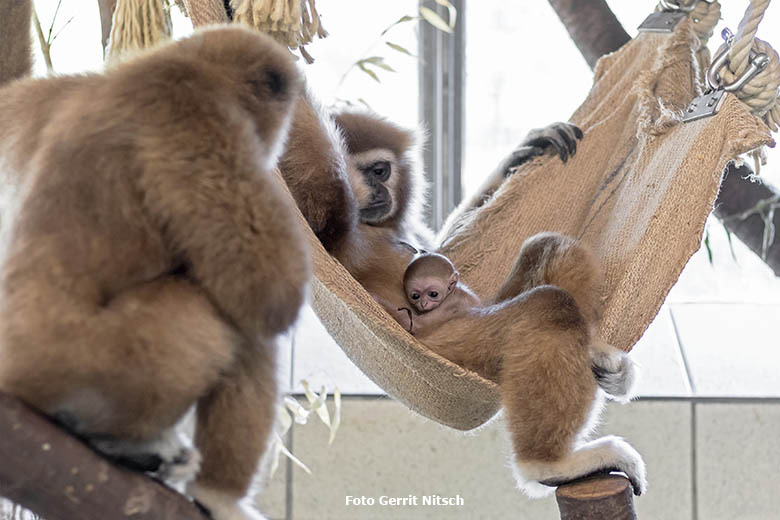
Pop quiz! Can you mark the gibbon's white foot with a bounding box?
[188,482,268,520]
[591,339,639,403]
[91,429,201,483]
[513,435,647,497]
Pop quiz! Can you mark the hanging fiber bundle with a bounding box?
[231,0,328,63]
[106,0,173,64]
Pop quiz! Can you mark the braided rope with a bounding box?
[729,0,770,76]
[690,1,721,43]
[231,0,328,62]
[715,0,780,130]
[182,0,228,25]
[106,0,172,63]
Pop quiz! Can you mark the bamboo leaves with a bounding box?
[268,380,343,477]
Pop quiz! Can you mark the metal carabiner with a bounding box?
[706,28,770,93]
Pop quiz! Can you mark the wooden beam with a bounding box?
[97,0,117,55]
[0,392,208,520]
[556,473,637,520]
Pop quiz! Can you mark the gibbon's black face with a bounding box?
[359,159,392,223]
[347,148,399,225]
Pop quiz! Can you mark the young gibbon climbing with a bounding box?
[329,110,645,496]
[0,10,308,520]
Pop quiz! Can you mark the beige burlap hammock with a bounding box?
[298,17,774,431]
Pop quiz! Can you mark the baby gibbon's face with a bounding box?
[406,276,450,312]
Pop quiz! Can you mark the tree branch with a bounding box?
[547,0,780,275]
[31,7,53,72]
[547,0,631,69]
[97,0,117,56]
[0,392,208,520]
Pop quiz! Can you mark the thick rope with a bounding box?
[181,0,228,25]
[716,0,780,131]
[729,0,770,76]
[231,0,327,63]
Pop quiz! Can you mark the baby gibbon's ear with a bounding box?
[448,271,459,291]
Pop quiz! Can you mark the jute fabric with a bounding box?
[440,19,773,353]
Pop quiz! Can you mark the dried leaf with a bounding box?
[357,98,372,110]
[419,6,452,33]
[276,433,312,474]
[278,403,293,435]
[433,0,457,28]
[284,396,310,424]
[302,381,330,427]
[269,436,283,476]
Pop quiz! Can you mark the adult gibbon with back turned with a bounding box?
[0,4,308,518]
[329,110,645,496]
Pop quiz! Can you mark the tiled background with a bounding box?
[259,300,780,520]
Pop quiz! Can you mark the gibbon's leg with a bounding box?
[493,232,638,401]
[0,277,237,470]
[495,288,645,496]
[91,428,201,483]
[493,232,602,322]
[188,340,278,520]
[517,435,647,497]
[422,287,646,495]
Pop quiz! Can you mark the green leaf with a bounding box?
[357,98,372,110]
[434,0,457,28]
[704,229,713,265]
[368,59,396,72]
[419,6,452,33]
[380,14,416,36]
[723,225,738,263]
[358,63,381,83]
[386,41,414,56]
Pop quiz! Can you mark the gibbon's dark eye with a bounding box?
[429,291,439,298]
[369,161,390,181]
[411,293,420,300]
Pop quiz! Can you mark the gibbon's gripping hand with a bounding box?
[503,122,583,177]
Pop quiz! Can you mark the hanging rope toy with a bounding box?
[231,0,328,63]
[106,0,173,64]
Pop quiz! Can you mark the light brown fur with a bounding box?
[331,111,645,496]
[0,18,309,519]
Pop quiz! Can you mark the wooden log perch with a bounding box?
[556,473,637,520]
[0,392,208,520]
